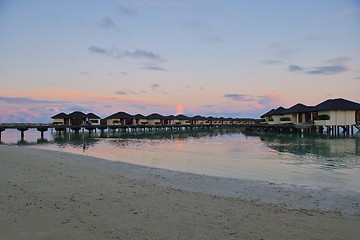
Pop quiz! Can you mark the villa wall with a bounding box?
[53,118,65,125]
[107,119,120,125]
[178,119,191,125]
[279,114,292,124]
[269,115,281,124]
[88,118,99,125]
[136,118,148,125]
[314,110,355,126]
[107,119,129,125]
[147,119,163,125]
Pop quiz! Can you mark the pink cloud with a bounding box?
[250,102,265,109]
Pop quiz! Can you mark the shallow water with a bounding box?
[1,128,360,191]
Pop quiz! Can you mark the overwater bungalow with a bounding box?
[261,107,286,125]
[105,112,133,125]
[312,98,360,128]
[191,115,207,125]
[211,117,222,125]
[240,118,259,125]
[132,114,147,125]
[49,109,262,130]
[174,114,191,125]
[281,103,313,125]
[51,111,99,125]
[87,113,101,125]
[67,111,88,125]
[223,118,233,125]
[206,116,216,125]
[51,112,69,125]
[163,115,175,125]
[146,113,165,125]
[234,118,243,124]
[260,98,360,133]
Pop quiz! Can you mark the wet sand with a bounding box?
[1,145,359,239]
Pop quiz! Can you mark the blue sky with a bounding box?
[0,0,359,122]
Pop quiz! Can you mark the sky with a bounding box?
[0,0,359,123]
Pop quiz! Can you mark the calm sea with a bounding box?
[1,128,360,191]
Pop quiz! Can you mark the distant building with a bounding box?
[175,114,191,125]
[67,111,88,125]
[51,111,100,125]
[146,113,165,125]
[191,115,207,125]
[132,114,147,125]
[51,112,69,125]
[51,111,259,127]
[87,113,101,125]
[105,112,133,125]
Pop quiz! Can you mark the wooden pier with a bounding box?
[1,122,358,142]
[0,123,249,141]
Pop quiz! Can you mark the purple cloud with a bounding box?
[288,65,303,72]
[88,46,166,70]
[116,91,127,95]
[141,63,166,71]
[98,17,117,30]
[124,49,161,60]
[288,64,348,75]
[88,46,108,55]
[223,94,254,102]
[89,46,161,61]
[262,60,285,65]
[306,66,348,75]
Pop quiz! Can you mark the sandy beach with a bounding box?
[1,145,359,239]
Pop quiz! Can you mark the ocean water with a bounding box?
[1,128,360,192]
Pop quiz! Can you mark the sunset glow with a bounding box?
[0,0,359,122]
[176,104,184,115]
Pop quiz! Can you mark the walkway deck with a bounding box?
[0,123,248,141]
[1,122,358,141]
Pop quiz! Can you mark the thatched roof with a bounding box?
[87,113,100,119]
[146,113,165,119]
[261,98,360,118]
[191,115,206,120]
[68,111,87,119]
[132,114,146,119]
[312,98,360,111]
[174,114,190,120]
[105,112,132,119]
[260,109,275,118]
[282,103,313,114]
[51,112,68,119]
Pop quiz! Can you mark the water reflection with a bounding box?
[244,132,360,157]
[53,134,101,151]
[243,131,360,170]
[4,127,358,190]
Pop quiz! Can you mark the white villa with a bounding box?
[261,98,360,132]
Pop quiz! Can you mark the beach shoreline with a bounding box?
[1,145,359,239]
